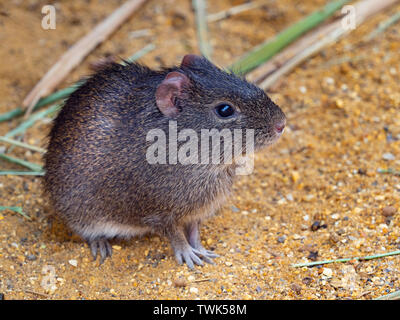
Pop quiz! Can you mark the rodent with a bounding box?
[43,54,286,268]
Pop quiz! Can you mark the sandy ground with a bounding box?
[0,0,399,300]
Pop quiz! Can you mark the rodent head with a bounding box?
[155,55,286,153]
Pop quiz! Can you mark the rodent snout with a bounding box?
[274,118,286,134]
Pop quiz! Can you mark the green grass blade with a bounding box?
[375,290,400,300]
[0,136,46,153]
[0,108,24,123]
[5,103,62,138]
[122,43,156,65]
[0,206,31,220]
[230,0,350,74]
[0,153,43,171]
[193,0,212,60]
[0,44,155,124]
[292,250,400,268]
[0,171,45,176]
[0,85,81,124]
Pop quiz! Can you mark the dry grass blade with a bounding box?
[292,250,400,268]
[23,0,148,116]
[375,290,400,300]
[230,0,350,74]
[365,10,400,40]
[207,1,264,23]
[193,0,212,60]
[252,0,400,89]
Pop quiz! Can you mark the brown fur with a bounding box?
[43,55,285,267]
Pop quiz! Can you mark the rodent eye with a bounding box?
[215,104,235,118]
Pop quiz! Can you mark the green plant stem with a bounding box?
[0,171,45,176]
[365,11,400,41]
[0,85,81,124]
[0,136,46,153]
[0,206,31,220]
[0,44,155,124]
[375,290,400,300]
[5,103,62,138]
[121,43,156,65]
[292,250,400,268]
[0,153,43,171]
[377,168,400,176]
[230,0,350,74]
[193,0,212,60]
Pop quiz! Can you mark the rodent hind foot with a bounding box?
[88,238,113,264]
[173,244,205,270]
[191,247,219,263]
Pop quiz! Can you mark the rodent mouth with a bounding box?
[254,130,283,150]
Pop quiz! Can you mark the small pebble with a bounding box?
[331,213,339,220]
[382,206,396,217]
[189,287,199,294]
[68,259,78,267]
[307,251,318,261]
[329,233,340,244]
[277,236,286,244]
[302,277,313,285]
[382,153,395,161]
[322,268,333,277]
[286,193,294,201]
[174,278,187,288]
[311,221,321,231]
[26,254,37,261]
[299,86,307,93]
[291,283,302,294]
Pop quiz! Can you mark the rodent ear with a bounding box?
[181,54,203,68]
[156,72,190,117]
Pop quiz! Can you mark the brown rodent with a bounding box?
[43,54,286,268]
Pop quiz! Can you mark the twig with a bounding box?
[375,289,400,300]
[377,168,400,176]
[207,1,264,23]
[23,0,148,116]
[121,43,156,65]
[0,136,46,153]
[193,0,212,60]
[0,83,83,124]
[0,153,43,172]
[193,278,211,283]
[24,290,49,298]
[365,11,400,41]
[0,206,31,220]
[254,0,400,89]
[292,250,400,268]
[230,0,351,74]
[5,103,62,138]
[1,43,155,124]
[0,171,45,176]
[259,28,346,90]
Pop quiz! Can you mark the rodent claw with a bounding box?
[192,248,217,264]
[88,238,112,264]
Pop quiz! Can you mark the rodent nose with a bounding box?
[275,120,286,134]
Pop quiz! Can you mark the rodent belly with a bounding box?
[80,221,151,240]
